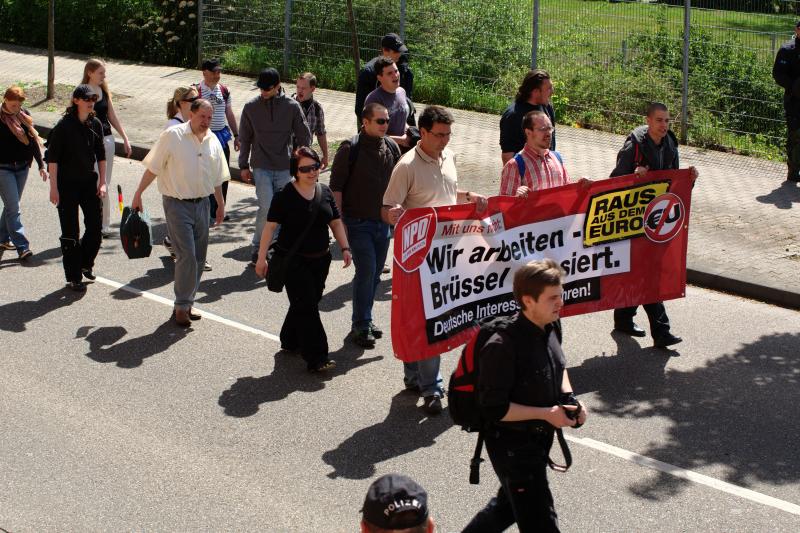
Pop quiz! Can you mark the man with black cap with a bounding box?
[196,58,239,226]
[773,21,800,183]
[355,33,415,126]
[361,473,434,533]
[238,67,311,266]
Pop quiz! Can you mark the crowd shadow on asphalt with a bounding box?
[322,391,453,480]
[320,278,392,312]
[756,181,800,209]
[217,345,382,418]
[570,331,800,500]
[0,245,62,270]
[75,322,191,369]
[196,267,263,303]
[0,287,86,332]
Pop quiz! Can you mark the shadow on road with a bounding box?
[110,256,174,300]
[197,268,263,303]
[756,181,800,209]
[322,391,453,480]
[217,345,382,418]
[0,287,86,332]
[571,332,800,500]
[76,321,191,368]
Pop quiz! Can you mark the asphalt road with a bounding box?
[1,158,799,532]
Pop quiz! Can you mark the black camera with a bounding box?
[559,392,582,426]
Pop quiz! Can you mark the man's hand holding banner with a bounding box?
[390,170,695,361]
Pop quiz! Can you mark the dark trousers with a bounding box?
[57,179,102,283]
[786,123,800,181]
[208,141,229,218]
[614,302,671,339]
[463,428,559,533]
[281,252,331,369]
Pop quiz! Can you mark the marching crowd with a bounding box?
[1,31,708,532]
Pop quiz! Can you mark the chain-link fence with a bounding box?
[200,0,800,161]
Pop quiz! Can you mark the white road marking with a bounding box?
[568,436,800,516]
[93,275,280,342]
[95,274,799,516]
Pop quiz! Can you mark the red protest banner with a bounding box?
[390,169,694,362]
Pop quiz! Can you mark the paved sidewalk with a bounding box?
[2,44,798,308]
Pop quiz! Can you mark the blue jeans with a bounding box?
[0,163,30,251]
[163,196,210,311]
[404,357,443,398]
[345,216,391,330]
[251,168,292,253]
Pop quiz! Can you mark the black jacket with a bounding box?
[46,112,105,185]
[478,313,566,430]
[773,37,800,115]
[355,54,414,122]
[610,125,679,177]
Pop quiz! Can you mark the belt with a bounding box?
[175,197,205,203]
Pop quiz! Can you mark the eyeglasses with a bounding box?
[182,96,199,103]
[430,132,452,139]
[372,118,389,125]
[79,94,99,102]
[297,163,321,173]
[532,126,554,133]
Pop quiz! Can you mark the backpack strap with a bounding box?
[514,153,526,179]
[552,150,563,164]
[469,431,485,485]
[548,428,573,473]
[219,83,230,102]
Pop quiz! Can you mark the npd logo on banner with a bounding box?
[397,208,437,273]
[643,193,685,243]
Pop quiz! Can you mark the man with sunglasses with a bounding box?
[239,67,311,267]
[330,103,401,348]
[382,105,488,415]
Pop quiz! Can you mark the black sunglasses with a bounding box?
[297,163,321,173]
[372,118,389,125]
[182,96,199,103]
[80,94,99,102]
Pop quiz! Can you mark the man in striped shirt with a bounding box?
[499,110,570,197]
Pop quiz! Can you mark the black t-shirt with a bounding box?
[267,182,340,254]
[0,109,43,168]
[46,113,106,186]
[93,88,112,136]
[499,101,556,154]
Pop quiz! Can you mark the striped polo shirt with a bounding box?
[499,144,570,196]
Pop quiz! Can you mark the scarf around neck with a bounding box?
[1,102,35,146]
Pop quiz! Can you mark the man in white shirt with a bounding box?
[131,99,230,326]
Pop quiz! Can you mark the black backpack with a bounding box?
[120,206,153,259]
[448,315,573,484]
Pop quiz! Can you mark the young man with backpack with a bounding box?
[499,111,571,197]
[609,102,697,349]
[330,103,401,348]
[196,59,238,226]
[460,259,587,533]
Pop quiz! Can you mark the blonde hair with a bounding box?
[81,58,111,99]
[167,86,198,118]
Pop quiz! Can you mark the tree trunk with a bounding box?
[47,0,55,99]
[346,0,360,86]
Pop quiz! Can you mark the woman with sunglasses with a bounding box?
[82,58,131,237]
[0,86,46,261]
[255,147,352,373]
[166,86,199,128]
[46,85,107,292]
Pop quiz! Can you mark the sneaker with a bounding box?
[203,260,212,272]
[308,359,336,373]
[349,328,376,348]
[67,281,87,292]
[0,241,16,250]
[368,322,383,339]
[18,249,33,261]
[81,268,96,281]
[422,395,443,415]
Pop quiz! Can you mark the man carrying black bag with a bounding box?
[462,259,588,533]
[131,99,229,327]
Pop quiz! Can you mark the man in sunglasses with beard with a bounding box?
[330,103,402,348]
